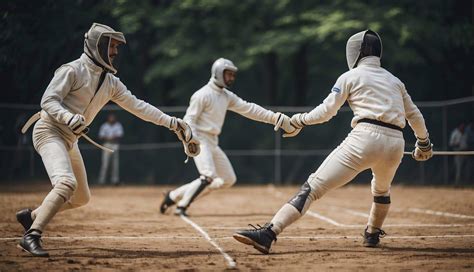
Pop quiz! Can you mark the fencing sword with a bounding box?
[403,151,474,156]
[80,131,114,153]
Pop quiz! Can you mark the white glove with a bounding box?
[412,137,433,161]
[169,117,201,158]
[67,114,88,135]
[273,112,301,137]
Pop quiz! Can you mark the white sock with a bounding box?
[270,204,302,235]
[367,202,390,233]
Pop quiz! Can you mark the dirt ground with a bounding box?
[0,184,473,271]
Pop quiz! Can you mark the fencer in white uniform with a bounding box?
[98,114,123,185]
[160,58,297,216]
[15,23,199,257]
[234,29,434,254]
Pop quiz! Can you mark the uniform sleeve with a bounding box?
[99,124,107,138]
[183,93,206,131]
[116,123,124,137]
[400,83,428,139]
[227,91,276,124]
[111,79,173,129]
[40,65,76,124]
[302,75,350,125]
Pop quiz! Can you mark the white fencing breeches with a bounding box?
[98,143,120,184]
[308,123,404,200]
[30,120,90,231]
[170,139,237,207]
[271,123,404,235]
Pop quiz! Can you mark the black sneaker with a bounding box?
[159,191,175,214]
[174,206,188,217]
[363,227,386,247]
[16,209,33,233]
[18,229,49,257]
[233,223,277,254]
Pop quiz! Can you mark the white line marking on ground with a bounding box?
[180,215,236,269]
[408,208,474,219]
[3,234,472,241]
[0,236,204,241]
[268,187,474,228]
[245,234,474,240]
[306,211,354,227]
[305,211,474,228]
[208,223,474,229]
[339,209,369,218]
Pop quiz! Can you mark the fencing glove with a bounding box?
[67,114,88,135]
[412,137,433,161]
[169,117,201,158]
[273,112,301,137]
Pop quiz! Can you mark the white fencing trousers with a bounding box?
[308,123,404,200]
[98,143,120,184]
[170,139,237,207]
[271,123,404,235]
[32,121,91,216]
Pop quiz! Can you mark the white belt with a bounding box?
[21,111,114,153]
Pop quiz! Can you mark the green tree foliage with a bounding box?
[0,0,472,183]
[1,0,471,106]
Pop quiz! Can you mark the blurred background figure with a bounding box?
[449,122,467,184]
[98,114,124,185]
[464,120,474,183]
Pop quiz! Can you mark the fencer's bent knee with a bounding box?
[373,195,391,204]
[224,174,237,188]
[51,177,77,202]
[73,190,91,207]
[208,177,224,189]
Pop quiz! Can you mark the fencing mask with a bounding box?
[211,58,238,88]
[346,29,382,70]
[84,23,126,74]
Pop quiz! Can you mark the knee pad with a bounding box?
[185,176,212,206]
[373,195,391,204]
[288,182,313,214]
[52,178,77,202]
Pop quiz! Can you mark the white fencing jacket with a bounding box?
[302,56,428,139]
[40,54,173,133]
[184,80,277,144]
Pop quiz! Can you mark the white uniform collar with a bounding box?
[357,56,381,67]
[208,79,224,92]
[81,53,104,74]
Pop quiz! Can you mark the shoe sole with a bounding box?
[16,244,49,257]
[363,242,379,248]
[233,233,269,254]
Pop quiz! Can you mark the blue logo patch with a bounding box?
[331,87,341,93]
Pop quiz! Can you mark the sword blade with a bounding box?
[80,133,114,153]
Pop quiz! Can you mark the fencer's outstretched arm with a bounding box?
[227,91,277,124]
[227,91,298,134]
[400,83,428,139]
[40,65,78,124]
[219,89,318,137]
[400,84,432,161]
[296,76,349,126]
[111,79,174,128]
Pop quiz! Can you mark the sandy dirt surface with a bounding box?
[0,184,473,271]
